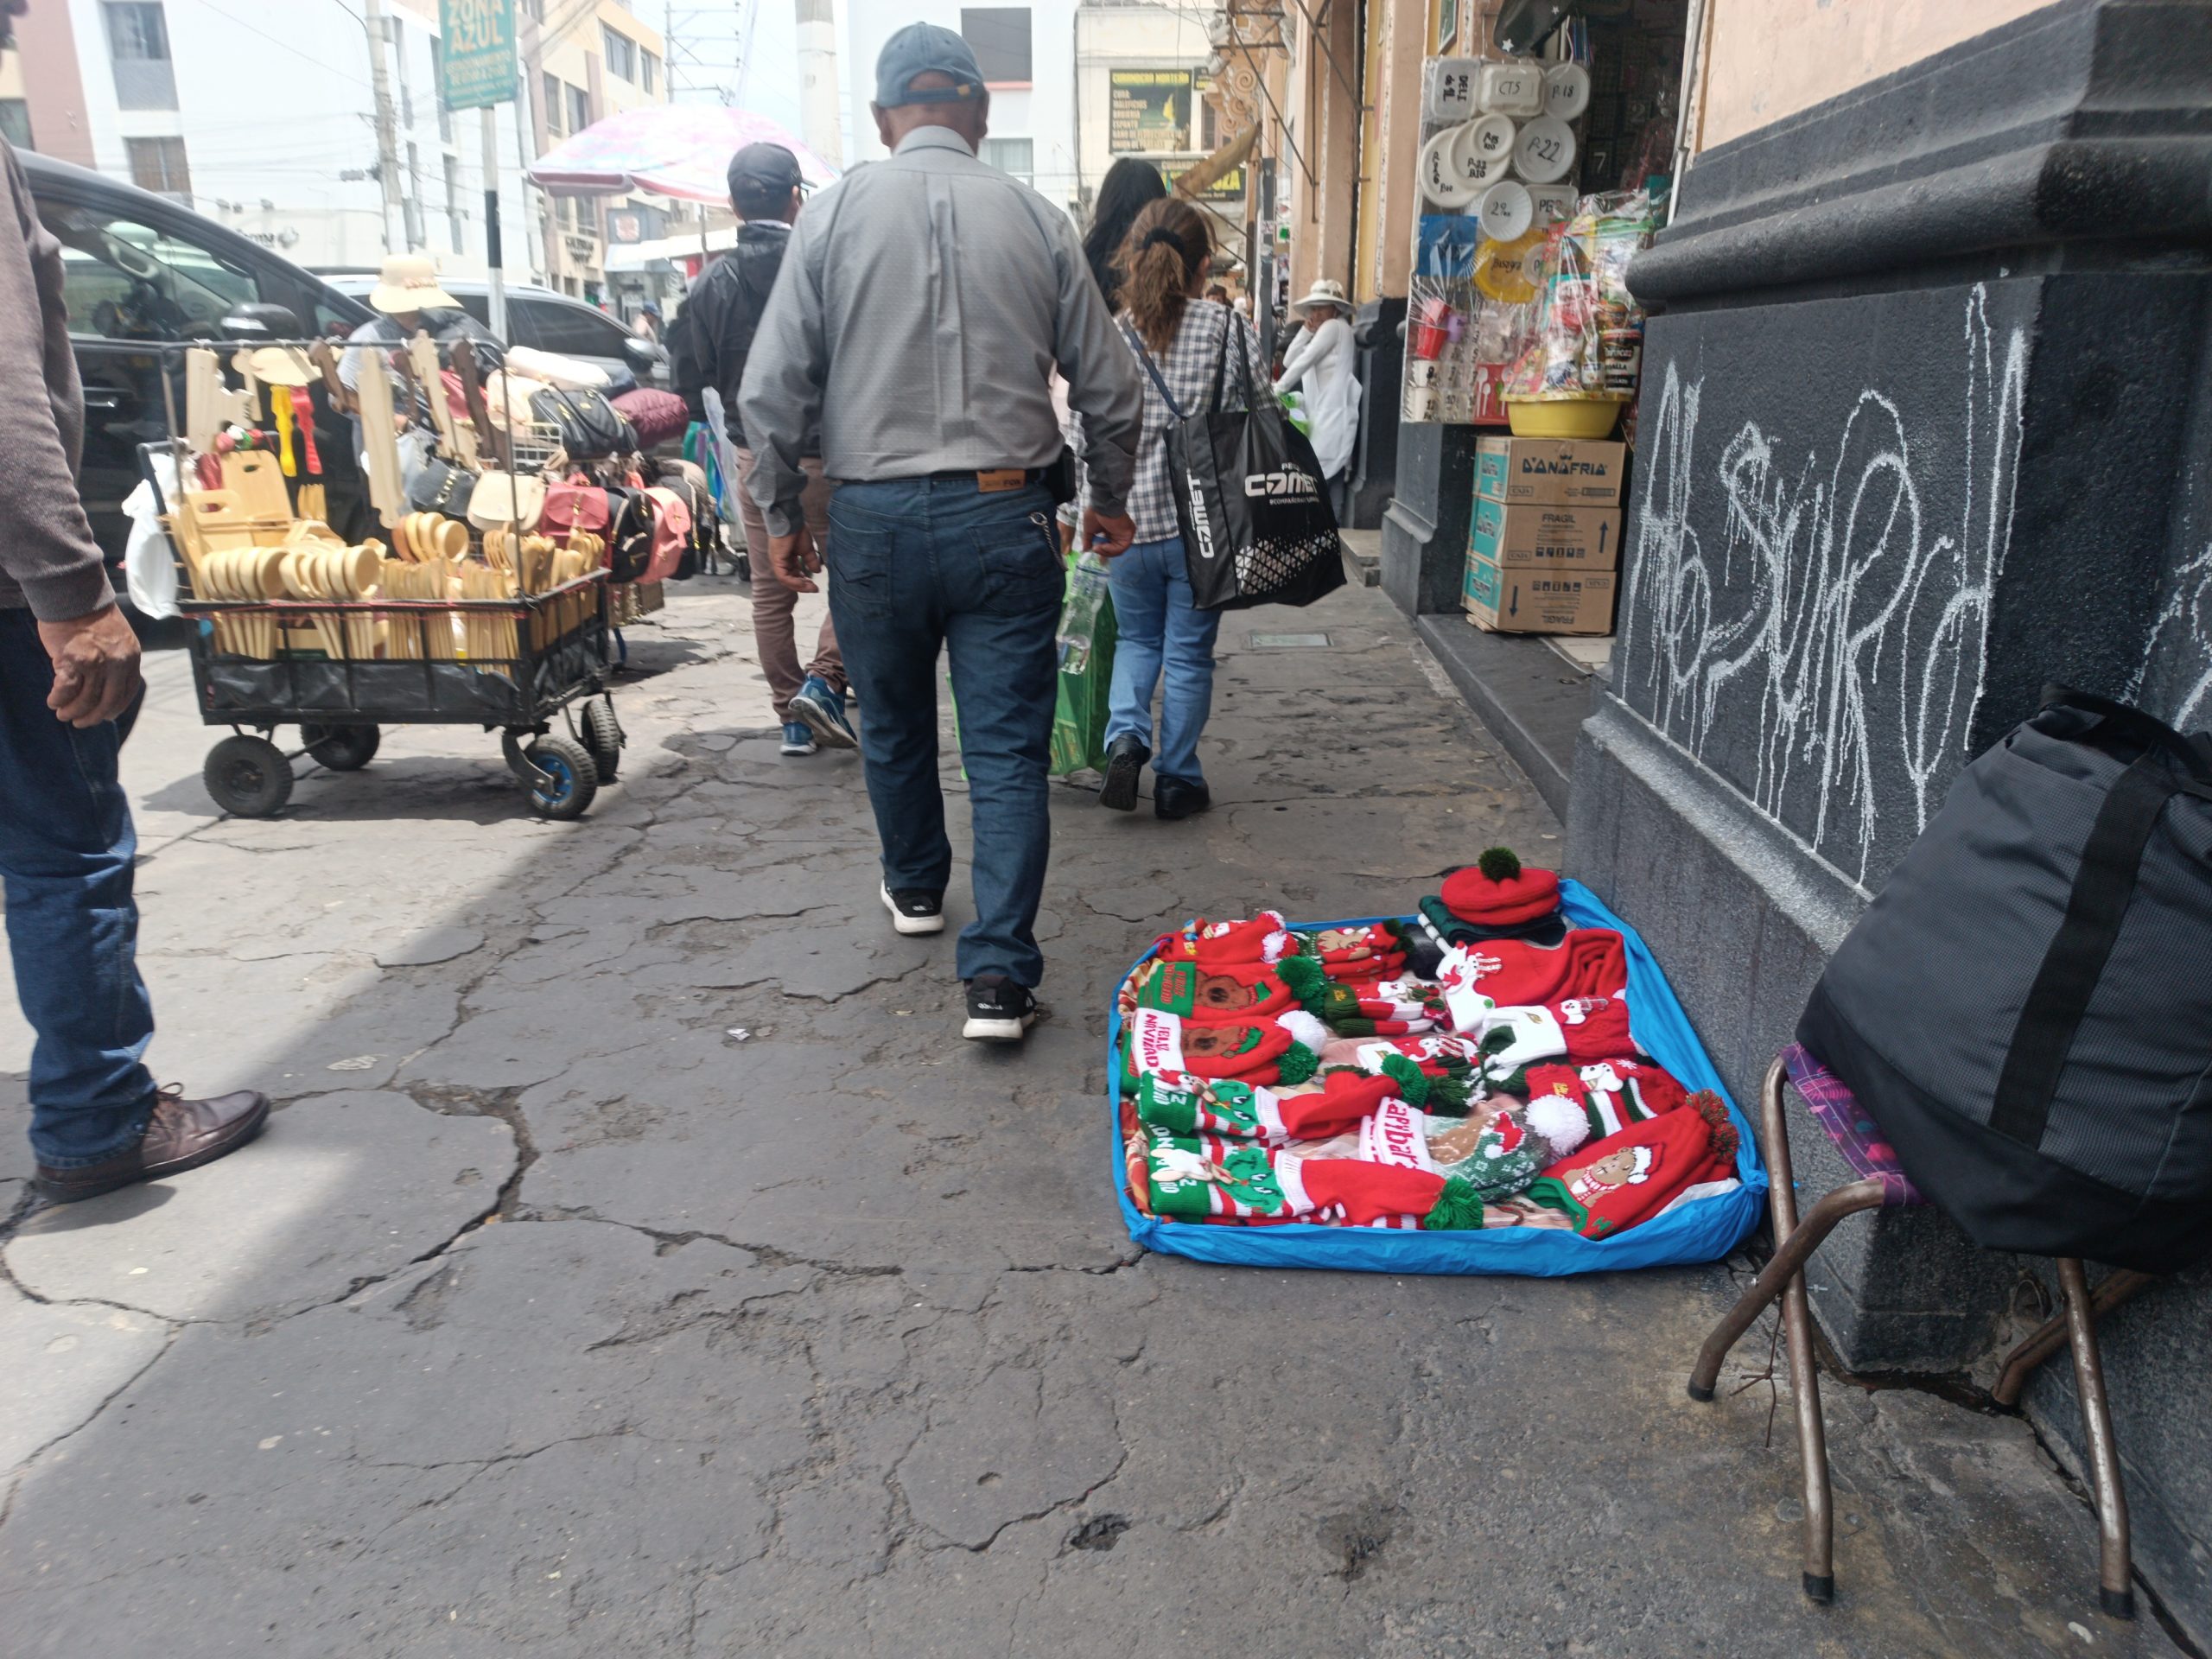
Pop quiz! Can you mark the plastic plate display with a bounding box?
[1109,880,1768,1274]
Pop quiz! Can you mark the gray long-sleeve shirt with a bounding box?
[737,125,1142,539]
[0,141,115,620]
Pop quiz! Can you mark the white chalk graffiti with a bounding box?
[2131,543,2212,730]
[1618,286,2027,886]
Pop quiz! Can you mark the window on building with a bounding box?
[0,99,30,149]
[430,39,453,141]
[980,137,1033,185]
[959,9,1031,86]
[568,83,591,137]
[543,72,564,137]
[124,136,190,201]
[640,50,658,94]
[103,2,177,111]
[601,26,636,82]
[444,154,465,251]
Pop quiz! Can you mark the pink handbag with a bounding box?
[541,478,610,541]
[641,486,694,582]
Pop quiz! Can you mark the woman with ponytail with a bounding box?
[1090,198,1269,822]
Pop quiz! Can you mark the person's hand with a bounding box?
[38,603,143,729]
[770,530,821,594]
[1084,508,1136,558]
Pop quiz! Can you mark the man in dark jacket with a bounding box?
[673,143,852,756]
[0,133,269,1203]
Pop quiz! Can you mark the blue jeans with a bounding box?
[0,610,156,1168]
[826,478,1063,987]
[1105,534,1221,786]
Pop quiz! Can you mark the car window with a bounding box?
[517,296,630,360]
[38,199,262,340]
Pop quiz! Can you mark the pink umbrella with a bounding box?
[527,106,838,204]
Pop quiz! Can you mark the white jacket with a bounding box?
[1274,314,1361,480]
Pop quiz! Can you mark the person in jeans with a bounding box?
[0,136,268,1202]
[740,24,1141,1043]
[673,143,854,756]
[1093,198,1269,821]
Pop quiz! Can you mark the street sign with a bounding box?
[439,0,516,111]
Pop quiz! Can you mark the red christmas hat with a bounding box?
[1522,1093,1738,1238]
[1440,847,1562,927]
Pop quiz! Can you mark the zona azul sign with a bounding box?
[440,0,517,111]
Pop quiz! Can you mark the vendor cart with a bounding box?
[181,577,624,821]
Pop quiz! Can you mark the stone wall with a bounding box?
[1567,0,2212,1640]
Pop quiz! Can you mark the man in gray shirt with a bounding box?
[740,22,1142,1044]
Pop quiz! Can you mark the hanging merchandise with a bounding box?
[1514,114,1580,183]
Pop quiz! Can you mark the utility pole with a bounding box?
[363,0,407,252]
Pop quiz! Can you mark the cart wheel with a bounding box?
[204,734,295,818]
[301,722,381,772]
[580,699,624,782]
[523,734,598,821]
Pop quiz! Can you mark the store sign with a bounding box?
[1160,159,1246,202]
[1110,70,1193,155]
[439,0,516,111]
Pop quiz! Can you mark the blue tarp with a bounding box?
[1110,880,1767,1274]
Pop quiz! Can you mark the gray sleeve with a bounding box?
[736,202,830,541]
[1046,214,1141,518]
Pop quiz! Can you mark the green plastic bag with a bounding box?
[1050,550,1117,777]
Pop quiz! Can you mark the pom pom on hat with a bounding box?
[1440,847,1562,928]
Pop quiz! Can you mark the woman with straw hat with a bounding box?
[1274,277,1361,499]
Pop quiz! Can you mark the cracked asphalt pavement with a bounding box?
[0,574,2183,1656]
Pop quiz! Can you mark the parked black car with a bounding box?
[19,149,375,590]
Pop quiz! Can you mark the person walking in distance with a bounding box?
[674,143,855,756]
[0,130,269,1202]
[1092,199,1268,822]
[741,23,1142,1043]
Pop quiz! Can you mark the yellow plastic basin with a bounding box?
[1503,395,1629,439]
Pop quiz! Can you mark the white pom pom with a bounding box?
[1275,1009,1329,1052]
[1524,1095,1590,1161]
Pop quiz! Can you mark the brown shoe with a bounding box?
[35,1087,270,1204]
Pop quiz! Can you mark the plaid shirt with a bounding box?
[1079,300,1271,545]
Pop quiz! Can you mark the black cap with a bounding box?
[728,142,804,204]
[874,23,985,107]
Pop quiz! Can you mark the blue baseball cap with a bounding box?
[874,23,985,107]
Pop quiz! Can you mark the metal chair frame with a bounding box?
[1688,1056,2139,1619]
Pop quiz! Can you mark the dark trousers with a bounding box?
[0,609,155,1167]
[826,478,1063,987]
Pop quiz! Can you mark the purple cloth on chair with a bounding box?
[1782,1043,1923,1209]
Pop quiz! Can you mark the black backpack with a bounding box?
[1798,688,2212,1271]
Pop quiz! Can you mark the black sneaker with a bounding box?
[880,882,945,936]
[963,975,1039,1042]
[1154,778,1212,820]
[1098,734,1148,812]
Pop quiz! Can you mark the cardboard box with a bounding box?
[1469,497,1623,572]
[1462,556,1617,634]
[1475,435,1628,505]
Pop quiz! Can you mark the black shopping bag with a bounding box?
[1128,320,1345,612]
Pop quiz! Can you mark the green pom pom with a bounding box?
[1423,1176,1485,1230]
[1377,1052,1429,1107]
[1276,1041,1319,1085]
[1275,955,1325,1007]
[1478,845,1522,883]
[1426,1073,1474,1116]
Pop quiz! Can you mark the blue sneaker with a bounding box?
[789,675,858,750]
[779,721,817,756]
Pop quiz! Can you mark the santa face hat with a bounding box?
[1522,1092,1738,1238]
[1439,846,1562,928]
[1129,958,1308,1024]
[1156,912,1293,968]
[1123,1006,1326,1088]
